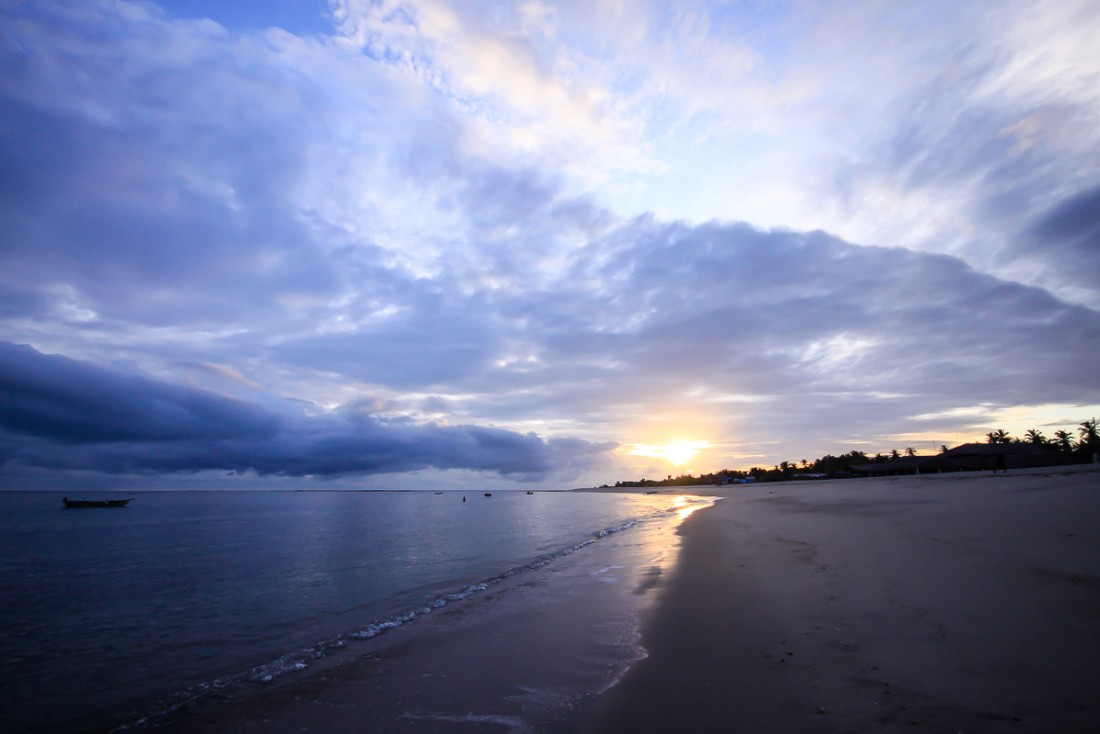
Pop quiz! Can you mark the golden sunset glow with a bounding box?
[628,440,713,466]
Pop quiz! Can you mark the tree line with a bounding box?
[612,418,1099,487]
[982,419,1098,454]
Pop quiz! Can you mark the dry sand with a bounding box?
[583,468,1100,733]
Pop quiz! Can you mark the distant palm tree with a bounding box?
[904,447,917,457]
[1080,419,1099,451]
[1053,430,1075,452]
[1024,429,1046,445]
[940,444,949,453]
[986,428,1010,444]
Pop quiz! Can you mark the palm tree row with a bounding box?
[984,418,1098,454]
[772,418,1098,474]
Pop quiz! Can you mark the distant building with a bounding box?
[849,443,1065,476]
[938,442,1066,471]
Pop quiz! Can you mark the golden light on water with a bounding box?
[672,495,708,520]
[628,439,714,466]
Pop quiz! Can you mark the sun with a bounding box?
[628,440,713,466]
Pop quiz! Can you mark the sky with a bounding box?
[2,0,1099,491]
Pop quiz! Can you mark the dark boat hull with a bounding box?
[63,498,133,508]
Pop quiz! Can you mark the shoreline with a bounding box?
[123,469,1100,732]
[139,494,704,734]
[582,468,1100,732]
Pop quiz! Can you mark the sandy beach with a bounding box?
[149,468,1100,733]
[584,467,1100,733]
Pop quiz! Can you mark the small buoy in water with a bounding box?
[462,496,466,502]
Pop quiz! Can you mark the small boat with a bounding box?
[526,491,534,495]
[484,492,492,497]
[63,497,133,508]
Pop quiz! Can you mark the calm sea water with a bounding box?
[0,489,701,732]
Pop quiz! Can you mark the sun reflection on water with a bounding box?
[672,495,710,521]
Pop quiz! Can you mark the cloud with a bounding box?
[332,0,652,178]
[0,342,613,480]
[780,0,1100,307]
[0,5,342,327]
[0,342,278,444]
[1009,185,1100,305]
[522,219,1100,411]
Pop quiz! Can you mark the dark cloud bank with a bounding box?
[0,343,612,482]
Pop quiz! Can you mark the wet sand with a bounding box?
[583,468,1100,733]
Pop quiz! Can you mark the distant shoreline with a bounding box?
[573,460,1100,493]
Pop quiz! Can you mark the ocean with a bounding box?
[0,489,711,732]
